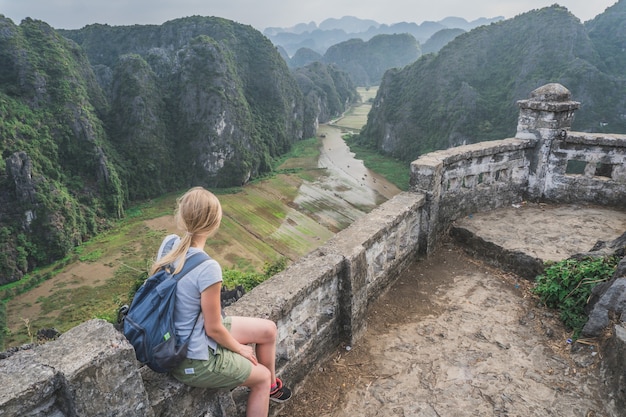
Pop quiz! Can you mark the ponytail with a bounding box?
[149,186,222,275]
[149,233,192,275]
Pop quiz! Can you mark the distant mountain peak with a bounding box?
[264,15,503,56]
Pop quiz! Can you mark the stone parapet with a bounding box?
[410,138,534,253]
[544,131,626,206]
[0,319,152,417]
[0,193,426,417]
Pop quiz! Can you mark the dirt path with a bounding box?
[277,202,626,417]
[278,243,615,416]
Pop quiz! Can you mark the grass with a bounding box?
[533,256,618,339]
[1,138,328,348]
[332,87,378,131]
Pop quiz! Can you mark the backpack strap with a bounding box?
[171,251,209,344]
[172,251,210,281]
[157,234,180,260]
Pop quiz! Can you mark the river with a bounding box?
[288,124,401,233]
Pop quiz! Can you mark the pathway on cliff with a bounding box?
[278,203,626,417]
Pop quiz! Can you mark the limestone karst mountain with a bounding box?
[0,15,357,283]
[359,4,626,162]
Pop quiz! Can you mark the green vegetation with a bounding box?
[223,258,288,292]
[323,34,421,86]
[0,302,7,348]
[293,61,359,137]
[0,131,334,350]
[0,15,359,283]
[344,134,410,191]
[0,87,409,351]
[360,5,626,162]
[533,256,618,339]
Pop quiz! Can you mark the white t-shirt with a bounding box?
[157,234,222,360]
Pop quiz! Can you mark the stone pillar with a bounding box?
[516,83,580,199]
[410,155,443,254]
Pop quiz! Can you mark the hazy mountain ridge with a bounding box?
[359,4,626,161]
[585,0,626,77]
[264,15,503,56]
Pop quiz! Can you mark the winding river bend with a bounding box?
[317,124,400,202]
[289,123,400,233]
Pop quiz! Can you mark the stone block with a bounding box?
[0,351,63,416]
[41,319,153,416]
[227,250,346,384]
[140,368,233,417]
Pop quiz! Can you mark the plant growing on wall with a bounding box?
[533,256,618,338]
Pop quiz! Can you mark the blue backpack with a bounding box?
[123,251,208,373]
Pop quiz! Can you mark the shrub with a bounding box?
[0,301,6,351]
[533,256,618,338]
[223,257,288,292]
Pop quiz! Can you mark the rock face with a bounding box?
[6,152,37,207]
[361,5,626,163]
[582,232,626,337]
[0,15,357,280]
[63,16,308,189]
[293,61,358,138]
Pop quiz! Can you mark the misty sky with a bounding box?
[0,0,618,31]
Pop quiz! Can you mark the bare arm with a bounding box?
[201,283,258,365]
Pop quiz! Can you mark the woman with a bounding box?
[150,186,291,417]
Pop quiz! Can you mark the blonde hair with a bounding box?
[150,186,222,275]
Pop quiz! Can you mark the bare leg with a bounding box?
[230,316,278,383]
[241,363,271,417]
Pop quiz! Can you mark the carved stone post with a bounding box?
[516,83,580,199]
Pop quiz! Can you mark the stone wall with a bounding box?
[0,192,425,417]
[410,138,534,253]
[412,83,626,253]
[2,83,625,416]
[543,132,626,206]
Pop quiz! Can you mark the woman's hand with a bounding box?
[238,343,258,366]
[201,283,259,365]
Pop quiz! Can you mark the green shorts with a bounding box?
[170,317,252,389]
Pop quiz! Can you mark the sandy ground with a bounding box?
[454,202,626,262]
[277,205,626,417]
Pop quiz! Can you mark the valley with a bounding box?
[4,87,405,349]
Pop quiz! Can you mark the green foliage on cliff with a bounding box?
[585,0,626,78]
[360,5,626,161]
[1,15,354,282]
[62,16,308,188]
[293,61,358,137]
[322,33,421,86]
[0,17,125,283]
